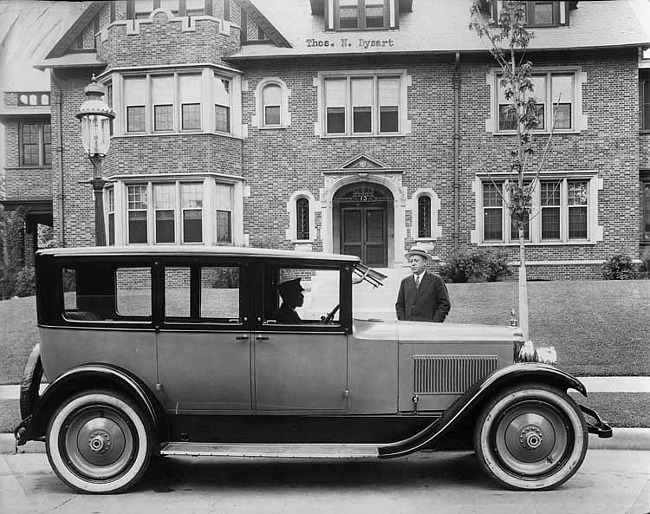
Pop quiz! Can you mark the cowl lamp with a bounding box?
[75,75,115,246]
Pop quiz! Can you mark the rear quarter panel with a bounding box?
[38,326,157,391]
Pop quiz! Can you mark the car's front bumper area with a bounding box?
[580,404,613,438]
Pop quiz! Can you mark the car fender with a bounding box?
[15,363,164,445]
[378,363,587,458]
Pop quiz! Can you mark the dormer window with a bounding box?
[491,1,570,28]
[329,0,393,31]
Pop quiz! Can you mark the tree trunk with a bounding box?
[518,226,529,339]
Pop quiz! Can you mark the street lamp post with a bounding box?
[76,75,115,246]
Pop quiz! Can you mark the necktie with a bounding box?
[415,274,420,288]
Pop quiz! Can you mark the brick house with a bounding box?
[2,0,649,279]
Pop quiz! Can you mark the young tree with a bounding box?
[469,0,558,340]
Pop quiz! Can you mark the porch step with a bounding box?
[160,442,379,459]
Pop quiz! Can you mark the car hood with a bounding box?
[353,318,518,343]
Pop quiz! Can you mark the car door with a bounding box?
[253,264,349,412]
[156,261,253,412]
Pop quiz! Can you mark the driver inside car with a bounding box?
[271,278,304,323]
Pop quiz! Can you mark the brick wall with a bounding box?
[44,5,644,280]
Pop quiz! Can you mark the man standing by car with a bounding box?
[396,246,451,322]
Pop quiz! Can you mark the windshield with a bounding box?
[352,262,386,288]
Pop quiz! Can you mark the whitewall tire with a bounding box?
[46,389,152,494]
[473,383,588,491]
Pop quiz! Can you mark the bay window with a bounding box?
[114,68,237,136]
[113,178,241,246]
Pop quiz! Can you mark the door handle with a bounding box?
[256,336,269,341]
[235,336,249,341]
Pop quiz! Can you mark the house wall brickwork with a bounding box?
[6,1,645,280]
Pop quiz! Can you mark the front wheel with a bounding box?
[46,389,153,494]
[473,383,588,491]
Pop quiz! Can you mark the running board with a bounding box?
[160,442,380,459]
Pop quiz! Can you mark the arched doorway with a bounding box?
[333,182,394,267]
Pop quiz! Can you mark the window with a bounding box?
[567,180,588,239]
[201,266,239,318]
[181,182,203,243]
[483,183,503,241]
[154,183,175,243]
[475,177,597,245]
[321,72,404,136]
[296,198,310,240]
[128,0,207,19]
[124,77,146,133]
[116,179,238,246]
[334,0,388,30]
[128,185,148,244]
[107,188,115,246]
[495,71,577,133]
[541,181,561,240]
[525,2,562,27]
[417,196,431,238]
[117,70,235,135]
[215,78,231,132]
[19,122,51,166]
[180,74,202,130]
[152,75,173,132]
[18,93,49,106]
[268,267,341,325]
[216,183,234,244]
[116,267,152,317]
[641,79,650,130]
[262,84,281,127]
[491,1,567,28]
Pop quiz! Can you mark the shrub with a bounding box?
[602,254,635,280]
[0,266,36,299]
[441,248,511,283]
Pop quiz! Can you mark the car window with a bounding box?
[165,267,191,317]
[200,266,240,319]
[116,267,152,317]
[267,266,340,325]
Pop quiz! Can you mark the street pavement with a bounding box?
[1,449,648,514]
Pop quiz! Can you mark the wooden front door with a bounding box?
[341,206,387,267]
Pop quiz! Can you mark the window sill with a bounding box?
[491,129,581,136]
[321,133,405,139]
[479,240,597,247]
[114,131,240,139]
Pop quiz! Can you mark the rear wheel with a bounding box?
[474,383,588,491]
[46,389,152,494]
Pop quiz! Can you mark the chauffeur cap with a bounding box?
[278,278,304,296]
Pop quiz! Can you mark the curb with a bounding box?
[1,429,648,455]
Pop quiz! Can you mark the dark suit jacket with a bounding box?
[395,271,451,322]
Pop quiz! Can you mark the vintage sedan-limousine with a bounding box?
[15,246,611,493]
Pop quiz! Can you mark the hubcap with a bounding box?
[63,406,135,480]
[494,402,569,476]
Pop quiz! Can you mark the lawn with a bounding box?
[445,279,650,377]
[0,279,649,385]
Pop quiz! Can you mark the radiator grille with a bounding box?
[413,355,498,394]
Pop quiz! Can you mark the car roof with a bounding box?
[37,245,362,263]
